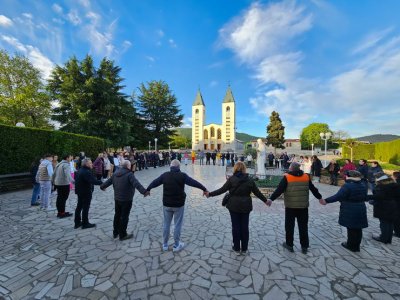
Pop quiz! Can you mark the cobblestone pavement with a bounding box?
[1,164,399,300]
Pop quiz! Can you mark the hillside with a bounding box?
[356,134,400,143]
[173,128,260,143]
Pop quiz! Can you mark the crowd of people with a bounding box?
[29,150,399,254]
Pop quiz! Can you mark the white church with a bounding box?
[191,86,242,152]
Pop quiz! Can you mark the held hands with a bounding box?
[266,199,273,207]
[319,198,327,205]
[203,191,210,198]
[144,190,150,197]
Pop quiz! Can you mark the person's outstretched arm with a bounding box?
[308,179,322,199]
[146,174,164,191]
[183,174,207,191]
[209,180,231,197]
[269,176,288,201]
[100,175,114,190]
[251,181,267,203]
[129,173,147,195]
[325,186,349,204]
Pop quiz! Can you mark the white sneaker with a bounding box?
[172,242,185,252]
[162,244,169,251]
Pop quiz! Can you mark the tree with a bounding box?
[48,55,137,147]
[0,50,51,128]
[332,130,350,143]
[170,134,191,149]
[136,80,183,147]
[266,111,285,154]
[300,123,331,149]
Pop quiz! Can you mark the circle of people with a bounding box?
[32,151,400,254]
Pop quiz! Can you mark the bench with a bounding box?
[0,172,32,194]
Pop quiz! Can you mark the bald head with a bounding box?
[289,162,301,172]
[122,160,131,169]
[171,159,180,168]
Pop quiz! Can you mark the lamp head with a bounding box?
[326,132,332,138]
[319,132,324,138]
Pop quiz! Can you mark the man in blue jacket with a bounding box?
[146,159,208,252]
[101,160,149,241]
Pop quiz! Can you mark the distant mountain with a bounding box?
[173,128,260,143]
[355,134,400,143]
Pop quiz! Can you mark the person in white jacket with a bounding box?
[52,154,75,218]
[302,156,312,175]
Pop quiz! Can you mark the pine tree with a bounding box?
[266,111,285,153]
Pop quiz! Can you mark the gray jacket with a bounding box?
[101,168,146,202]
[52,160,74,186]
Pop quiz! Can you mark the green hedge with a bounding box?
[0,124,105,175]
[342,139,400,165]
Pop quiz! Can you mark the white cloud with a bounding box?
[0,15,13,27]
[52,3,63,14]
[78,0,91,8]
[22,13,33,19]
[67,10,81,25]
[352,27,394,54]
[219,1,312,64]
[168,38,177,48]
[181,117,192,128]
[1,35,54,79]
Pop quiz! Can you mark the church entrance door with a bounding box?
[217,144,221,151]
[210,144,215,150]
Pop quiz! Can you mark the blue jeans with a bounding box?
[39,181,52,208]
[163,206,185,247]
[31,183,40,205]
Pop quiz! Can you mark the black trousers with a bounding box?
[330,173,338,185]
[394,218,400,236]
[75,195,92,225]
[380,219,393,243]
[269,160,273,167]
[229,210,250,251]
[285,208,309,248]
[113,201,133,238]
[347,228,362,250]
[56,185,70,214]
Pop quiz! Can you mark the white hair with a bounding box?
[122,160,131,169]
[81,158,91,167]
[170,159,180,168]
[289,162,301,172]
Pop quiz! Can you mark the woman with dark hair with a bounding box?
[368,161,383,192]
[311,155,323,182]
[368,172,400,244]
[340,159,356,180]
[205,162,269,255]
[325,159,340,186]
[30,157,41,206]
[357,159,369,188]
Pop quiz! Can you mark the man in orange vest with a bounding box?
[268,162,323,254]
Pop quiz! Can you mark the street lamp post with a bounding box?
[311,143,314,156]
[320,132,332,167]
[154,138,158,152]
[148,141,151,152]
[168,142,171,152]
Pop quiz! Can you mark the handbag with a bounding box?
[222,179,246,207]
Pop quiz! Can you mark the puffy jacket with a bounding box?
[75,166,102,197]
[209,172,267,213]
[147,166,206,207]
[357,164,369,181]
[269,170,322,208]
[326,178,368,229]
[101,168,146,202]
[52,160,74,186]
[369,181,400,222]
[368,166,383,183]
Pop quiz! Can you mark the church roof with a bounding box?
[193,90,205,106]
[223,86,235,103]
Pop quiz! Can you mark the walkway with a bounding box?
[0,164,399,299]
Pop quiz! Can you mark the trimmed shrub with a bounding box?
[0,124,105,175]
[342,144,375,161]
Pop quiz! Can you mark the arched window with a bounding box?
[204,129,208,139]
[210,127,215,138]
[226,106,230,112]
[195,109,199,115]
[217,129,222,139]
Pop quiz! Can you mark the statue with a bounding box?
[256,138,266,177]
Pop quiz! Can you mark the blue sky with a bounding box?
[1,0,400,138]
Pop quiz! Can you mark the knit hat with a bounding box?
[346,170,362,178]
[375,172,389,182]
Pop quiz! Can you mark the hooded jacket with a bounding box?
[368,180,400,222]
[101,168,146,202]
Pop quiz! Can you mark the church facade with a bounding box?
[191,87,236,151]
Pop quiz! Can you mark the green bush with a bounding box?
[374,139,400,165]
[0,124,105,175]
[342,144,375,161]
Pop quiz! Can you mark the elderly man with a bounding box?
[146,159,208,252]
[101,160,149,240]
[36,154,54,211]
[74,158,103,229]
[52,154,75,218]
[267,162,323,254]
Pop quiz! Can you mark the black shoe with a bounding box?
[31,202,40,206]
[113,233,119,239]
[74,222,81,229]
[341,242,360,252]
[82,223,96,229]
[301,248,308,254]
[372,234,391,244]
[58,212,73,218]
[282,242,294,252]
[119,233,133,241]
[394,233,400,238]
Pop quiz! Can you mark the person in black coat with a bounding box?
[321,170,368,252]
[357,159,369,189]
[74,158,103,229]
[101,160,149,241]
[325,159,340,186]
[205,152,211,165]
[205,162,269,255]
[311,155,323,180]
[368,172,400,244]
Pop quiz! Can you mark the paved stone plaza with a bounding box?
[1,165,399,300]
